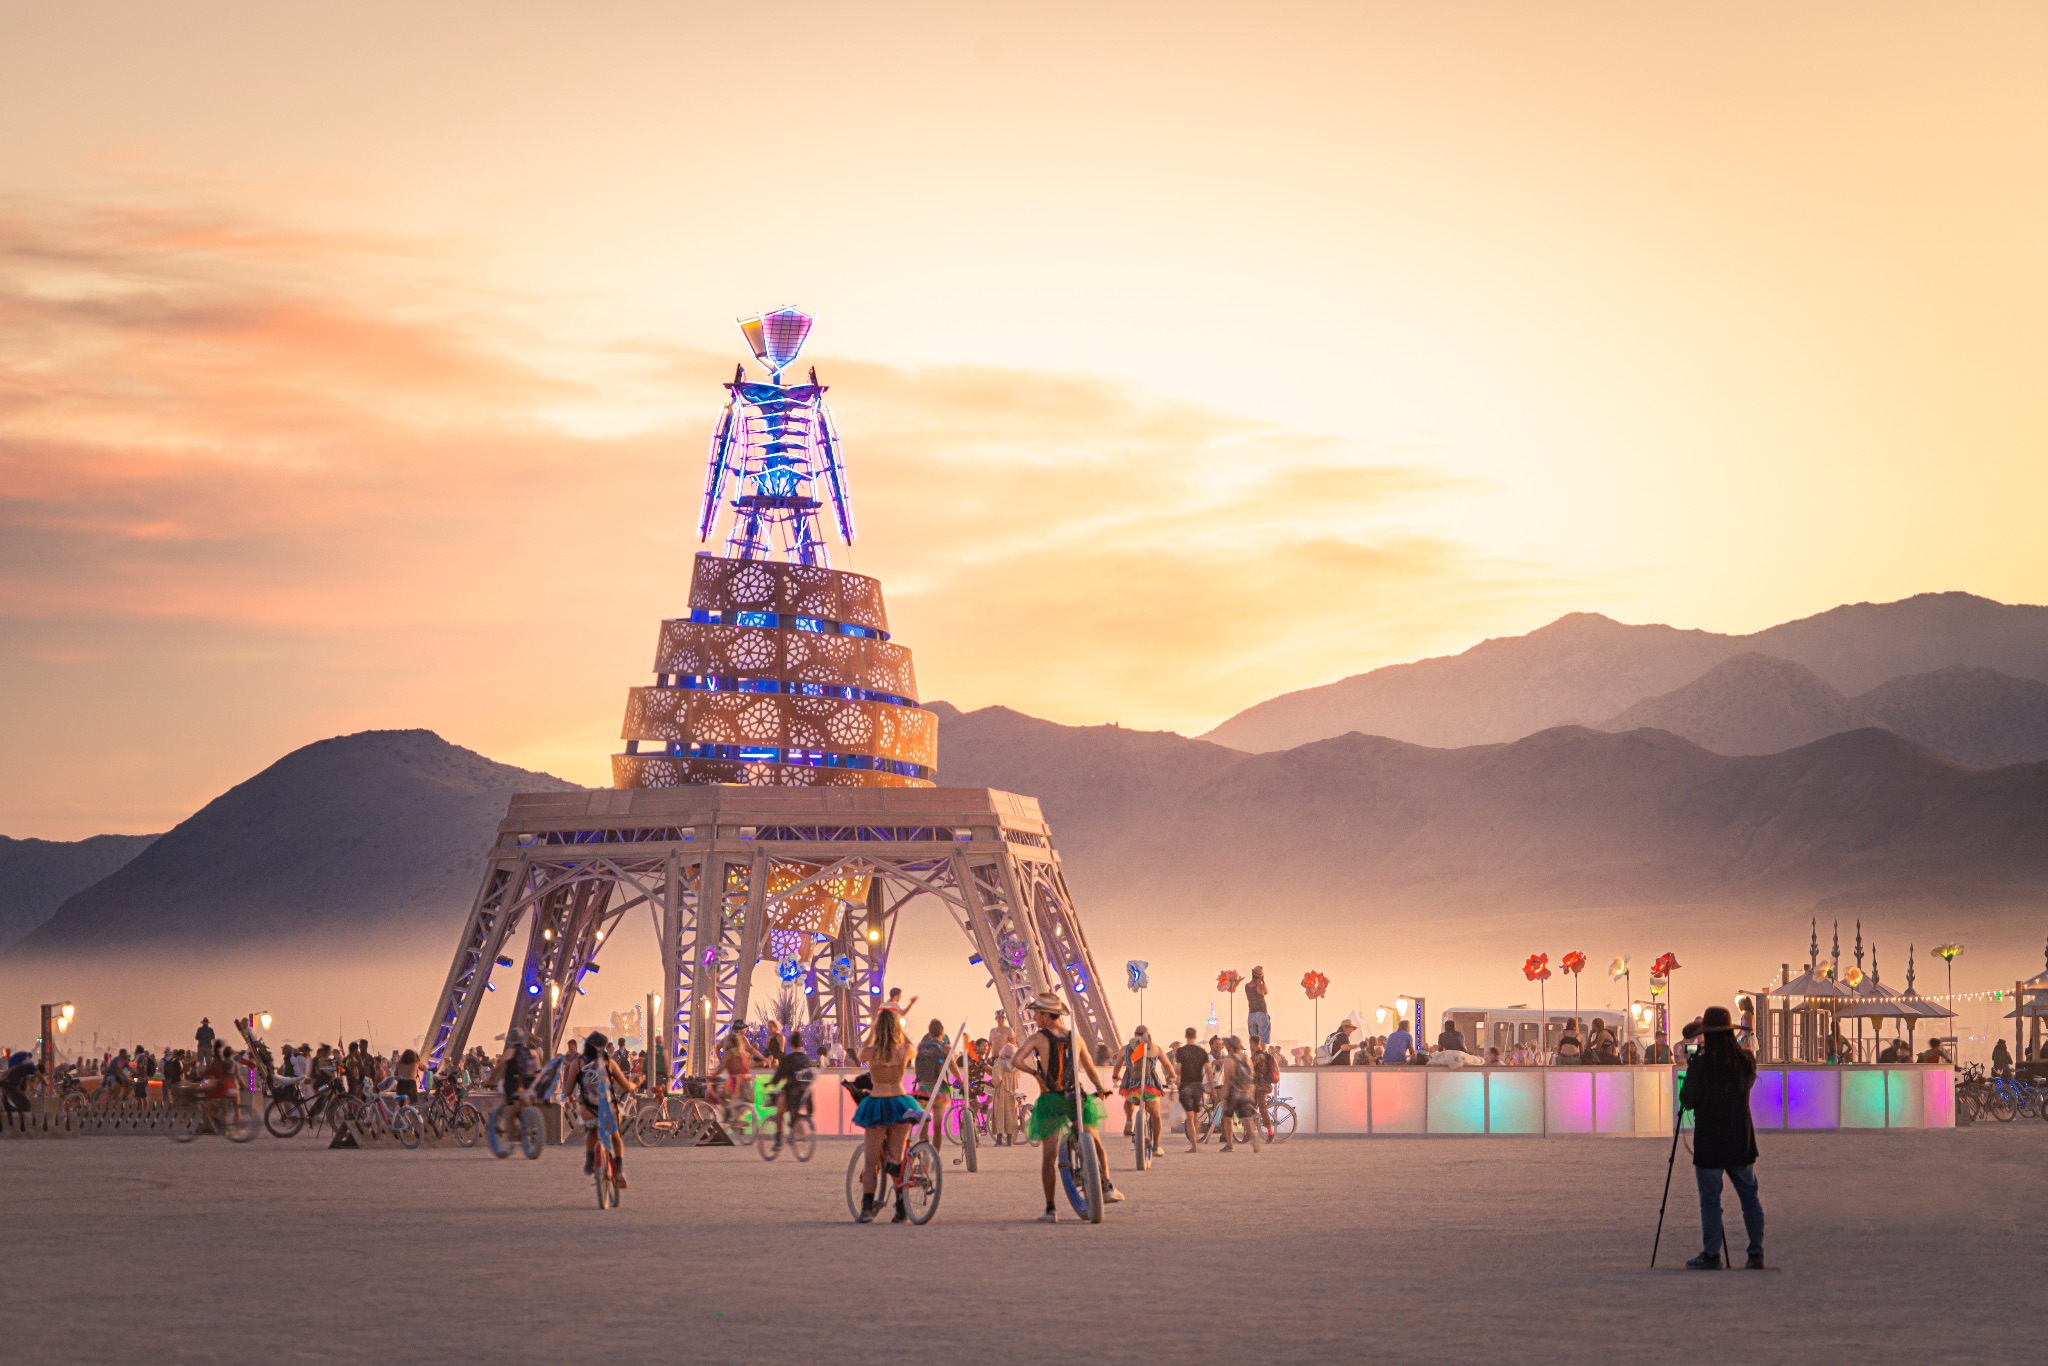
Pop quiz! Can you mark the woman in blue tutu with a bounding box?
[852,1006,923,1223]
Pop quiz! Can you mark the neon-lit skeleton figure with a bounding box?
[697,307,854,566]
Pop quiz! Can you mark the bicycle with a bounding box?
[633,1086,725,1147]
[842,1095,943,1225]
[261,1079,351,1138]
[418,1087,485,1147]
[756,1075,817,1162]
[1259,1095,1299,1144]
[592,1128,622,1208]
[166,1084,255,1143]
[487,1093,545,1159]
[352,1089,424,1148]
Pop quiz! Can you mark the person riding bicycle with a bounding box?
[767,1032,814,1154]
[1216,1036,1263,1152]
[574,1031,636,1189]
[2,1051,35,1116]
[718,1028,759,1106]
[1115,1025,1167,1156]
[491,1027,541,1144]
[1013,992,1123,1221]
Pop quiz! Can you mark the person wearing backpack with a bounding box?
[1216,1038,1263,1153]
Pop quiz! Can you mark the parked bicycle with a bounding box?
[166,1083,255,1143]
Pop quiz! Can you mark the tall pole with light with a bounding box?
[38,1002,75,1075]
[1936,944,1963,1058]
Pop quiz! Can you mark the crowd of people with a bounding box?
[1312,1013,1674,1067]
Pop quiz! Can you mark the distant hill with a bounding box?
[0,833,158,948]
[1596,657,2048,767]
[21,731,581,951]
[1203,592,2048,753]
[937,705,2048,918]
[1598,653,1869,756]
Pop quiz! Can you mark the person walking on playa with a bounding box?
[1679,1006,1765,1269]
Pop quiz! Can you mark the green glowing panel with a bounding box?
[1841,1069,1886,1128]
[1425,1070,1485,1134]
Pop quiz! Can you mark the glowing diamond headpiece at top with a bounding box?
[736,307,813,380]
[696,307,853,566]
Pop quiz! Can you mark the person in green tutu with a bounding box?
[1012,991,1124,1222]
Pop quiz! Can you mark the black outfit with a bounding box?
[1173,1042,1208,1112]
[1678,1037,1764,1265]
[1437,1028,1466,1053]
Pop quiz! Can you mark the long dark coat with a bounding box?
[1678,1041,1759,1169]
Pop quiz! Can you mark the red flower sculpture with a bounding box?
[1523,953,1552,982]
[1218,969,1244,994]
[1651,952,1681,979]
[1301,970,1330,1000]
[1560,951,1587,976]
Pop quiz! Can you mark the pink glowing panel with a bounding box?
[1274,1069,1317,1135]
[1318,1070,1371,1134]
[1426,1070,1485,1134]
[1487,1071,1543,1134]
[1544,1070,1594,1134]
[1593,1070,1636,1133]
[1885,1067,1924,1128]
[1921,1066,1955,1127]
[1632,1067,1673,1134]
[1786,1068,1841,1129]
[1370,1069,1427,1134]
[1749,1068,1786,1129]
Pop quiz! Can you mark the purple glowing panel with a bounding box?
[1885,1067,1924,1128]
[1317,1070,1370,1134]
[1370,1069,1426,1133]
[1786,1068,1840,1129]
[1593,1069,1636,1133]
[1544,1070,1594,1134]
[1486,1071,1543,1134]
[1749,1067,1786,1129]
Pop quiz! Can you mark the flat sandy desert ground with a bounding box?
[3,1124,2041,1362]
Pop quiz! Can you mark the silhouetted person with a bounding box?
[1679,1006,1764,1269]
[194,1018,215,1058]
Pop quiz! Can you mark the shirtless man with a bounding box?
[1011,992,1124,1221]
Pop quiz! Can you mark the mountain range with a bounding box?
[19,730,577,952]
[1203,592,2048,755]
[0,833,159,947]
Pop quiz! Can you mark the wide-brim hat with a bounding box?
[1024,992,1068,1017]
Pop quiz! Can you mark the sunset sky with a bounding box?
[4,2,2045,838]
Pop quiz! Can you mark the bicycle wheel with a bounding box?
[1056,1134,1100,1221]
[452,1103,483,1148]
[902,1140,942,1224]
[392,1106,422,1149]
[224,1100,255,1143]
[1131,1100,1150,1171]
[595,1155,616,1209]
[789,1116,816,1162]
[486,1105,512,1158]
[755,1121,781,1161]
[167,1106,199,1143]
[1267,1100,1298,1144]
[845,1144,868,1220]
[1989,1091,2017,1122]
[264,1097,305,1139]
[682,1099,722,1146]
[959,1104,978,1173]
[518,1106,544,1158]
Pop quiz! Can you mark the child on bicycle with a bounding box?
[1012,992,1123,1222]
[768,1033,813,1154]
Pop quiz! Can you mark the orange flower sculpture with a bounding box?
[1651,952,1681,979]
[1523,953,1552,982]
[1301,970,1330,1000]
[1217,969,1244,994]
[1560,951,1586,975]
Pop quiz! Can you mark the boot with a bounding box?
[892,1190,909,1223]
[857,1193,876,1224]
[1745,1251,1766,1270]
[1686,1251,1724,1270]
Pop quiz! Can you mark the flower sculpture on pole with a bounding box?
[1127,959,1149,1027]
[1609,955,1634,1046]
[1560,951,1587,1043]
[1525,953,1551,1057]
[1218,969,1244,1038]
[1302,970,1330,1056]
[1651,952,1681,1041]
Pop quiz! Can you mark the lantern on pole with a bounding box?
[1302,970,1329,1058]
[1217,970,1244,1038]
[1935,944,1963,1055]
[1609,955,1633,1044]
[1127,960,1150,1026]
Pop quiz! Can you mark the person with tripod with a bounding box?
[1678,1006,1765,1269]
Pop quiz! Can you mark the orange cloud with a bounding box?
[0,196,1534,837]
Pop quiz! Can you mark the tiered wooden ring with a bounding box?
[613,554,938,790]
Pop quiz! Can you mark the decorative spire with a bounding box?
[1907,944,1917,993]
[1809,919,1819,971]
[1831,919,1840,973]
[1855,920,1864,968]
[1871,943,1881,986]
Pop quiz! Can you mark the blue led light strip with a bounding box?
[658,675,916,709]
[688,608,887,641]
[628,741,932,781]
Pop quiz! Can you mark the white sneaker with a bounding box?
[1037,1208,1059,1223]
[1105,1187,1126,1203]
